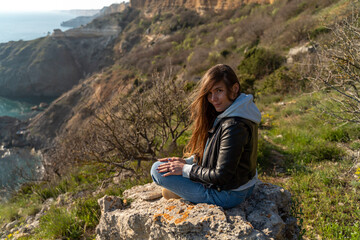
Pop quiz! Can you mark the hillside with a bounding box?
[0,34,114,100]
[0,0,359,239]
[130,0,274,14]
[23,0,350,149]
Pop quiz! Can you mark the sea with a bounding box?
[0,11,81,200]
[0,11,78,43]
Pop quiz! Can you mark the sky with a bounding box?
[0,0,128,12]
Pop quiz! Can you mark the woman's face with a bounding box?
[207,81,238,112]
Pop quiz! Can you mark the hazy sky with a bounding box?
[0,0,128,12]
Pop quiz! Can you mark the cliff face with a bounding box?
[130,0,274,14]
[61,3,129,29]
[0,33,114,100]
[0,3,136,101]
[97,2,129,16]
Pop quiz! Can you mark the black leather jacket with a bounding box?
[189,117,258,191]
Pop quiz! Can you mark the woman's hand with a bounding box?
[157,161,185,177]
[158,157,186,164]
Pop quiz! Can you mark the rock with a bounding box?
[56,193,73,206]
[0,116,25,147]
[123,180,162,201]
[97,2,128,16]
[287,43,316,64]
[5,220,19,231]
[98,195,125,215]
[31,106,40,111]
[0,31,114,99]
[61,16,96,28]
[13,232,30,239]
[130,0,274,15]
[39,102,49,108]
[96,181,299,239]
[34,198,54,221]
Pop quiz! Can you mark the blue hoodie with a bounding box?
[213,93,261,127]
[182,93,261,190]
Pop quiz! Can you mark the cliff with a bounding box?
[96,182,299,239]
[97,2,129,16]
[130,0,275,14]
[52,26,121,38]
[61,16,97,28]
[61,2,129,28]
[0,3,138,100]
[0,28,115,100]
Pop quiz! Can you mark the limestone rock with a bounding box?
[130,0,274,14]
[96,181,299,239]
[5,220,19,231]
[39,102,49,108]
[287,43,316,64]
[97,2,129,16]
[98,195,125,214]
[123,181,163,201]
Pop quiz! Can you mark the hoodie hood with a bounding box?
[213,93,261,126]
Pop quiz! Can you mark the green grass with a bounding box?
[266,160,360,239]
[1,90,359,239]
[0,162,153,239]
[0,192,42,226]
[258,91,360,239]
[36,207,83,239]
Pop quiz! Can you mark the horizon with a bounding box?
[0,0,129,12]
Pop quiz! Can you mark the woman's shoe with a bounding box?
[162,188,181,199]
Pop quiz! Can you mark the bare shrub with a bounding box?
[276,0,305,21]
[262,18,286,46]
[186,47,212,77]
[311,7,360,123]
[236,13,273,45]
[280,15,316,45]
[50,68,191,174]
[165,8,203,33]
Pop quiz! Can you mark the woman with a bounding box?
[151,64,261,209]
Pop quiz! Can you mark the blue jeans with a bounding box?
[151,161,254,209]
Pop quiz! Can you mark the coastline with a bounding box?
[0,11,77,43]
[0,99,47,201]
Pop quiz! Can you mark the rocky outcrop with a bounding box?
[287,43,317,64]
[60,2,129,28]
[61,16,97,28]
[52,26,122,38]
[96,181,299,239]
[97,2,129,16]
[0,3,136,101]
[0,116,29,148]
[130,0,275,14]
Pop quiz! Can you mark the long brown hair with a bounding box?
[185,64,241,163]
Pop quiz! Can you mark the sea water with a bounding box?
[0,97,43,200]
[0,11,78,43]
[0,11,77,198]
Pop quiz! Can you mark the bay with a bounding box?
[0,97,42,200]
[0,11,78,43]
[0,11,84,199]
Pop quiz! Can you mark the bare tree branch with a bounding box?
[310,3,360,123]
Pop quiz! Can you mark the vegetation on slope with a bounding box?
[1,0,360,239]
